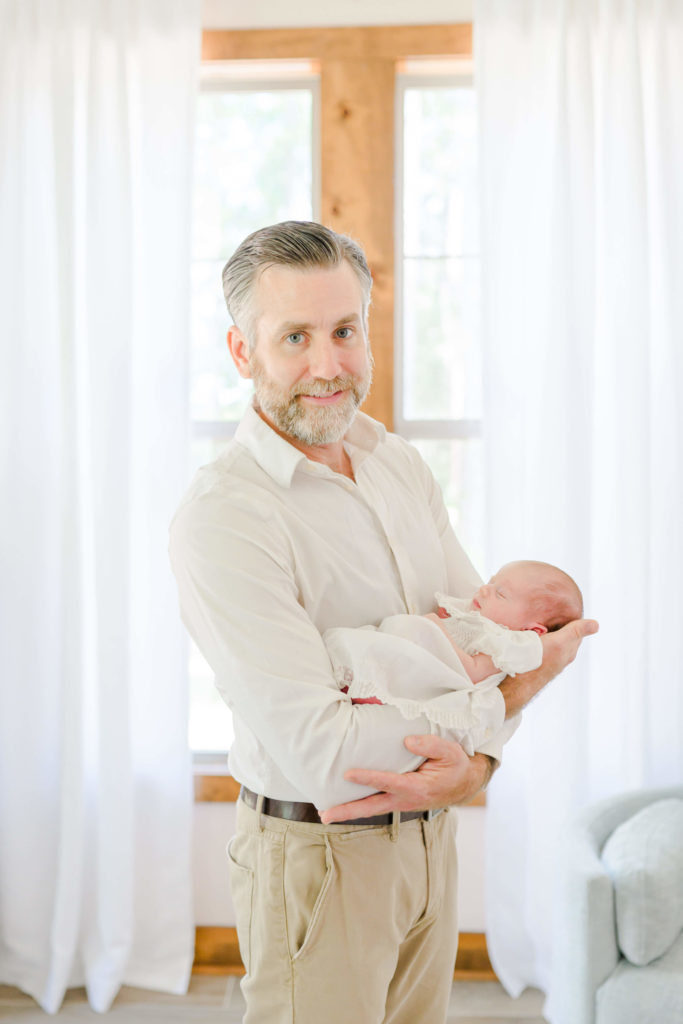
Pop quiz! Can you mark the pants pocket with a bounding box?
[283,833,336,962]
[226,835,255,974]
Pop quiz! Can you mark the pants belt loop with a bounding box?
[255,793,265,832]
[390,810,400,842]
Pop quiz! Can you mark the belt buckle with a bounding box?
[424,808,442,822]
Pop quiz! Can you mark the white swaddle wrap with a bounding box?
[324,594,541,756]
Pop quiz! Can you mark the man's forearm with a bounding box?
[454,751,497,803]
[498,666,553,717]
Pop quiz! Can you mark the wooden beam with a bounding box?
[193,926,495,980]
[320,58,395,428]
[202,25,472,62]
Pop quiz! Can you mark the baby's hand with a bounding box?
[466,651,499,684]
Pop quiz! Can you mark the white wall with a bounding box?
[194,802,487,932]
[202,0,473,29]
[193,0,485,936]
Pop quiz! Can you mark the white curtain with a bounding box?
[0,0,200,1013]
[476,0,683,1011]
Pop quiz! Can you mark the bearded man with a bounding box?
[169,221,596,1024]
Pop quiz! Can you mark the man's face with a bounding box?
[244,262,372,446]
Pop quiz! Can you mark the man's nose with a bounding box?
[307,339,343,380]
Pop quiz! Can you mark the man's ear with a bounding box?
[227,326,252,379]
[530,623,548,636]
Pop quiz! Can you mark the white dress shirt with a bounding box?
[169,404,521,809]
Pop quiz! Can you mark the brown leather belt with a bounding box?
[240,785,442,826]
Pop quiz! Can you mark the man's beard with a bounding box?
[249,354,373,446]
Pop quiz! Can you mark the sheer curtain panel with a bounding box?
[0,0,200,1013]
[476,0,683,1015]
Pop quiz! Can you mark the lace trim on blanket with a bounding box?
[333,666,488,731]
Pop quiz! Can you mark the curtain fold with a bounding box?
[0,0,200,1013]
[476,0,683,1013]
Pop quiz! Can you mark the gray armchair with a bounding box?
[548,785,683,1024]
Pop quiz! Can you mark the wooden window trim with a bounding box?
[202,25,472,62]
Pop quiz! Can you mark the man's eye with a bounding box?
[286,333,305,345]
[336,327,352,339]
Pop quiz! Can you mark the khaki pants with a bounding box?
[227,798,459,1024]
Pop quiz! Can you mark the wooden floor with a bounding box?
[0,976,549,1022]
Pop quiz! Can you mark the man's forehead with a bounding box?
[253,262,365,329]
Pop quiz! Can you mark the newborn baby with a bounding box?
[324,560,583,755]
[427,559,583,683]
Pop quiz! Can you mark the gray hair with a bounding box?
[221,220,373,346]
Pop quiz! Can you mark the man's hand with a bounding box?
[499,617,599,717]
[320,737,493,824]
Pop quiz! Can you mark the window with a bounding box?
[190,27,477,757]
[395,61,484,569]
[189,61,318,752]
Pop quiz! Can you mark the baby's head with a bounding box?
[471,560,583,635]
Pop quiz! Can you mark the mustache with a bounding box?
[293,376,358,397]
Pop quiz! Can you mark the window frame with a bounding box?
[393,66,482,444]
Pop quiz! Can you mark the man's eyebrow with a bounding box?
[333,313,361,326]
[277,313,361,333]
[278,321,314,333]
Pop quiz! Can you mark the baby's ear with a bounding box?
[530,623,548,636]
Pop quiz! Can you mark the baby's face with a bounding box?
[470,563,545,632]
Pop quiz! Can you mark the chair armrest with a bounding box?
[546,830,619,1024]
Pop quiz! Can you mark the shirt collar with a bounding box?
[233,402,387,488]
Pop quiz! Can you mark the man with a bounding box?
[169,221,597,1023]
